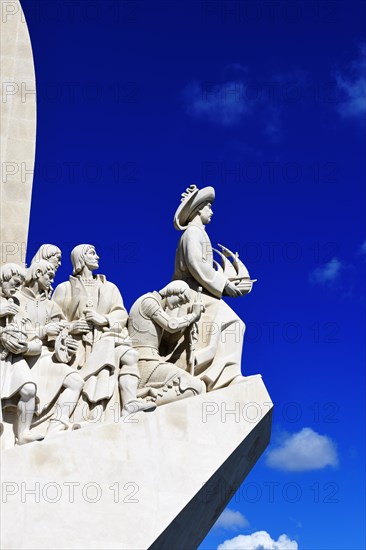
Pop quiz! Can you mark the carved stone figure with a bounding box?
[0,263,41,444]
[30,244,62,297]
[128,281,205,405]
[169,185,254,390]
[52,244,155,420]
[30,244,62,271]
[18,260,84,435]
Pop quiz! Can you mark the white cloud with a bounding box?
[309,257,342,286]
[217,530,298,550]
[182,81,249,125]
[359,240,366,255]
[265,427,338,471]
[182,67,309,137]
[214,509,249,531]
[335,44,366,119]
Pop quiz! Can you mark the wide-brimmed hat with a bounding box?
[174,185,215,230]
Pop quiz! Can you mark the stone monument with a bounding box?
[0,187,273,548]
[0,3,273,548]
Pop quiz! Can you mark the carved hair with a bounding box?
[0,263,26,283]
[31,244,61,264]
[25,259,54,285]
[71,244,94,276]
[159,280,190,301]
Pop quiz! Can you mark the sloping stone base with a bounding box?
[1,375,272,550]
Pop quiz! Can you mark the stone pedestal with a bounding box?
[0,375,272,550]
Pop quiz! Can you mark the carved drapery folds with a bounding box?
[0,187,255,447]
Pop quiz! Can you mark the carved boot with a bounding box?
[121,399,156,417]
[17,430,44,445]
[120,373,157,417]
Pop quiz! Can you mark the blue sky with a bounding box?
[20,1,366,548]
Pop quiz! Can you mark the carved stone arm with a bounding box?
[151,308,197,334]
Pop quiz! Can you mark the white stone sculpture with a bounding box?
[18,260,84,436]
[0,190,256,443]
[52,244,155,421]
[30,244,62,297]
[168,185,255,390]
[128,280,205,405]
[1,3,273,545]
[0,264,41,444]
[30,244,62,271]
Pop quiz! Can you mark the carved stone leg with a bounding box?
[45,373,84,437]
[16,384,43,445]
[119,374,156,416]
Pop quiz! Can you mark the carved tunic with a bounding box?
[17,287,79,414]
[128,291,204,403]
[173,222,227,298]
[0,294,36,405]
[53,275,138,403]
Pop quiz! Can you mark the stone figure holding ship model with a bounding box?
[167,185,256,391]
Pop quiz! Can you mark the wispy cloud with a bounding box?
[359,240,366,255]
[309,257,343,286]
[182,81,249,126]
[217,531,298,550]
[182,67,306,140]
[335,43,366,120]
[265,427,338,471]
[214,509,249,531]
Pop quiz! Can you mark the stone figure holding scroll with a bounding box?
[128,280,205,406]
[168,185,255,391]
[52,244,155,419]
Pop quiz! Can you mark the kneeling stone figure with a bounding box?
[129,280,205,405]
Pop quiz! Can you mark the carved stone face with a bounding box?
[2,276,23,298]
[198,203,213,225]
[49,253,61,269]
[84,247,99,271]
[37,268,54,292]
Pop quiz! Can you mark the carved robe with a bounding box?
[0,294,36,419]
[17,287,80,415]
[53,275,137,404]
[170,220,245,390]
